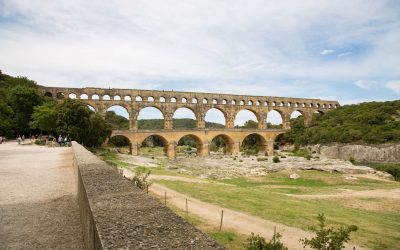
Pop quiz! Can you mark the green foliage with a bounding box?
[8,85,42,134]
[0,99,14,137]
[29,102,58,134]
[273,156,280,163]
[56,99,112,147]
[245,231,288,250]
[131,168,153,190]
[349,157,356,165]
[285,101,400,145]
[105,111,129,130]
[300,214,358,250]
[370,163,400,181]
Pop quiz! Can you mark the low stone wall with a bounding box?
[310,143,400,163]
[72,142,223,250]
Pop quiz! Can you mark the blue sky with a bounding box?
[1,1,400,124]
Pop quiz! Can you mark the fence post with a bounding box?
[219,210,224,231]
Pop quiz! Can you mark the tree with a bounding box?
[0,99,13,137]
[56,99,111,147]
[29,102,58,135]
[300,214,358,250]
[8,85,42,134]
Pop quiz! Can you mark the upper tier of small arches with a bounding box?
[44,90,339,109]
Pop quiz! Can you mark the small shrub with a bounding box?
[306,155,311,160]
[349,157,356,165]
[239,159,243,162]
[300,214,358,250]
[151,156,155,159]
[257,157,268,162]
[273,156,280,163]
[245,231,288,250]
[281,155,286,158]
[131,168,153,190]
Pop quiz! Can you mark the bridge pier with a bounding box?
[231,141,241,155]
[167,141,176,159]
[200,141,210,157]
[131,142,139,156]
[267,139,274,156]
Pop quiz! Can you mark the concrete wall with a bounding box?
[72,142,223,250]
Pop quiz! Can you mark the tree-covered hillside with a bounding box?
[284,100,400,145]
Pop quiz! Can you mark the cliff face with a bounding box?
[310,144,400,163]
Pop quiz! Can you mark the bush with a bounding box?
[349,157,356,165]
[239,159,243,162]
[273,156,280,163]
[306,155,311,160]
[245,231,288,250]
[131,168,153,190]
[370,163,400,181]
[300,214,358,250]
[257,157,268,162]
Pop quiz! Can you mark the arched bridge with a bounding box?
[38,86,339,157]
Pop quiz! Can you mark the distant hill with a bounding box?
[105,112,225,130]
[284,100,400,145]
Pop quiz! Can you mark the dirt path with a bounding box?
[0,142,83,249]
[149,183,363,250]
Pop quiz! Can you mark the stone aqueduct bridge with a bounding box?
[38,86,339,157]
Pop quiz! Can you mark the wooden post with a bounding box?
[219,210,224,231]
[164,191,167,206]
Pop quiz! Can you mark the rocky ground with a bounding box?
[118,151,393,180]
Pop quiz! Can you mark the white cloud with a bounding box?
[338,52,352,57]
[0,0,399,101]
[320,49,335,55]
[385,80,400,95]
[353,80,376,89]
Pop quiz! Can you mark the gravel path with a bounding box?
[0,142,83,249]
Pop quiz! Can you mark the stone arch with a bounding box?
[124,95,132,101]
[160,96,166,102]
[137,107,165,130]
[173,107,196,129]
[239,100,245,105]
[139,134,168,157]
[92,94,100,100]
[202,98,208,104]
[109,135,132,154]
[264,101,269,106]
[266,109,283,128]
[192,97,198,104]
[256,100,261,106]
[103,94,111,100]
[210,134,234,154]
[136,96,143,102]
[177,134,204,156]
[114,95,121,101]
[171,97,177,103]
[80,94,89,99]
[234,109,259,127]
[56,92,65,99]
[231,100,236,105]
[212,99,218,104]
[44,92,53,97]
[182,97,187,103]
[148,96,155,102]
[106,105,130,123]
[222,99,227,104]
[241,133,267,155]
[68,93,77,99]
[248,100,253,106]
[205,108,226,128]
[86,104,96,113]
[289,110,305,126]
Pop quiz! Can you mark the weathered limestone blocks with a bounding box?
[311,143,400,163]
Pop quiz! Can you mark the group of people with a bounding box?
[57,135,71,147]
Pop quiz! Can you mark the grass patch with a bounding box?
[156,172,400,249]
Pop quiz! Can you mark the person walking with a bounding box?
[17,135,21,145]
[0,136,3,144]
[58,135,63,147]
